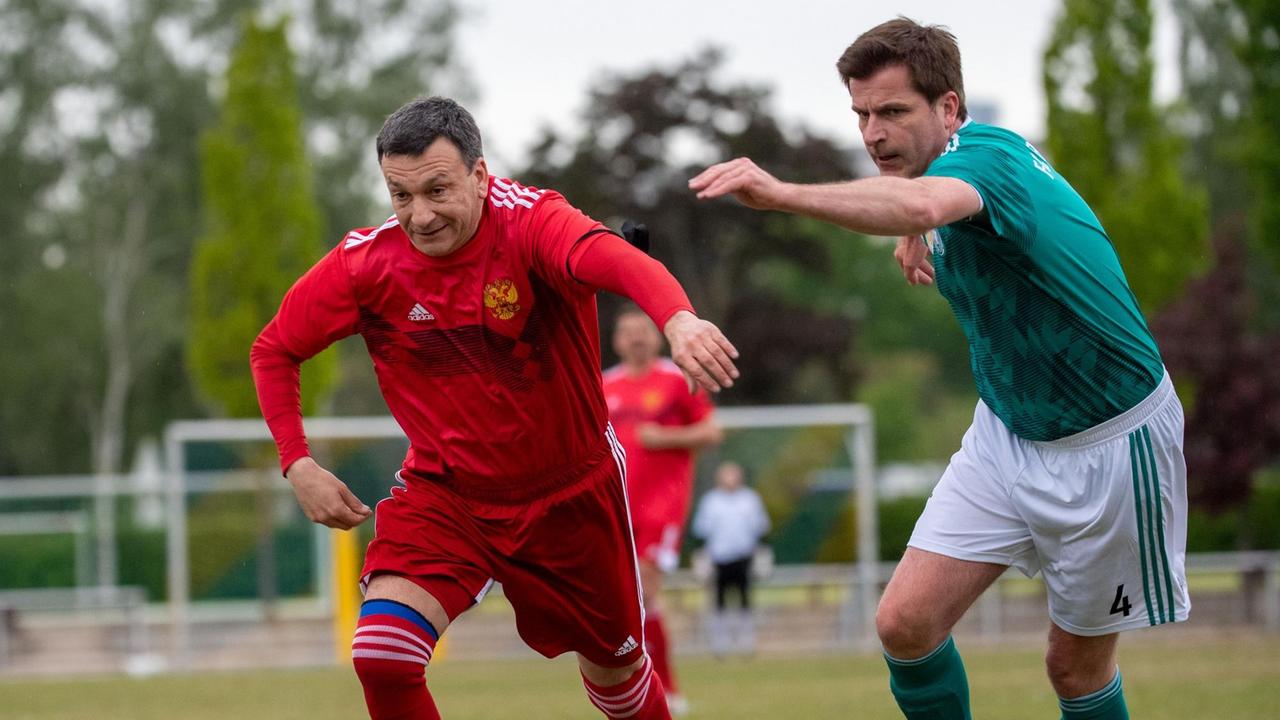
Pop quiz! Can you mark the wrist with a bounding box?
[772,181,802,213]
[662,309,696,335]
[284,455,315,480]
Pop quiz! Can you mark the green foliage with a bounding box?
[188,17,334,417]
[1043,0,1209,313]
[0,535,77,589]
[1185,473,1280,551]
[857,354,975,464]
[814,495,929,564]
[0,0,211,473]
[1237,1,1280,287]
[0,2,466,474]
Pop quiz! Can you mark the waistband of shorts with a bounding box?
[401,439,613,506]
[1035,369,1174,450]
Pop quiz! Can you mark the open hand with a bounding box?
[688,157,786,210]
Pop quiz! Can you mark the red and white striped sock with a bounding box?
[351,599,441,720]
[582,655,672,719]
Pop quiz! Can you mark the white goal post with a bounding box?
[162,404,876,667]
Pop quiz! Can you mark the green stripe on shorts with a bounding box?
[1143,425,1177,624]
[1128,431,1156,626]
[1136,426,1168,623]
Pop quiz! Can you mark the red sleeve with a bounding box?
[521,191,611,298]
[250,246,360,474]
[568,232,695,331]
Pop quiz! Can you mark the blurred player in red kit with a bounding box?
[250,96,739,720]
[604,307,723,715]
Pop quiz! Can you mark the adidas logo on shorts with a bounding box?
[613,635,639,656]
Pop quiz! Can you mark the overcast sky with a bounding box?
[453,0,1180,173]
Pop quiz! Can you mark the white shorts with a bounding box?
[909,371,1190,636]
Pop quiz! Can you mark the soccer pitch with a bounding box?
[1,633,1276,719]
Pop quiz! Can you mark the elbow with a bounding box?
[904,196,944,235]
[249,331,273,368]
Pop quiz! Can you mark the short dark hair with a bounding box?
[375,96,484,167]
[836,17,967,121]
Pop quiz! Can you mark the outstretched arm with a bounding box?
[688,157,982,237]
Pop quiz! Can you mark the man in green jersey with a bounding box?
[689,17,1188,720]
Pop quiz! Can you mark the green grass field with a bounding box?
[1,633,1276,719]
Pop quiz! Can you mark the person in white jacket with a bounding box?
[691,461,770,656]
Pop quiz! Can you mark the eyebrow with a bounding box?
[387,173,450,191]
[851,101,912,114]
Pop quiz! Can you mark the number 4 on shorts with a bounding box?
[1110,584,1133,617]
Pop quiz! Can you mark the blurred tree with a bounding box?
[198,0,472,415]
[1043,0,1209,313]
[519,50,860,405]
[1153,0,1280,518]
[0,0,467,475]
[0,0,212,475]
[188,16,334,418]
[1235,0,1280,301]
[1171,0,1252,228]
[1153,217,1280,515]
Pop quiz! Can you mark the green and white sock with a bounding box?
[1058,671,1128,720]
[884,635,971,720]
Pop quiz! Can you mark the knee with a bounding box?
[353,652,427,690]
[579,653,644,687]
[1044,647,1110,698]
[876,599,944,658]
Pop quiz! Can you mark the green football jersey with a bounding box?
[922,120,1163,441]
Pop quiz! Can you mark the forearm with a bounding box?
[250,326,310,475]
[645,417,723,450]
[570,232,694,330]
[774,176,943,237]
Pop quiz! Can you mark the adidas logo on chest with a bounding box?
[408,303,435,322]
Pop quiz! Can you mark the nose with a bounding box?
[863,115,888,145]
[410,196,437,231]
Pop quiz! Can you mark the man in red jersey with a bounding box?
[250,97,739,720]
[603,307,722,715]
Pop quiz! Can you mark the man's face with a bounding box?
[613,312,662,365]
[716,463,744,490]
[847,64,957,178]
[381,137,488,257]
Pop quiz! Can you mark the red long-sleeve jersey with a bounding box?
[251,176,693,496]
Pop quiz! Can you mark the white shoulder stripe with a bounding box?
[489,177,545,210]
[494,180,542,202]
[490,194,536,210]
[344,217,398,249]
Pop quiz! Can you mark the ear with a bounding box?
[940,90,961,125]
[473,157,489,197]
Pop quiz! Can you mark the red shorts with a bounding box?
[361,440,645,668]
